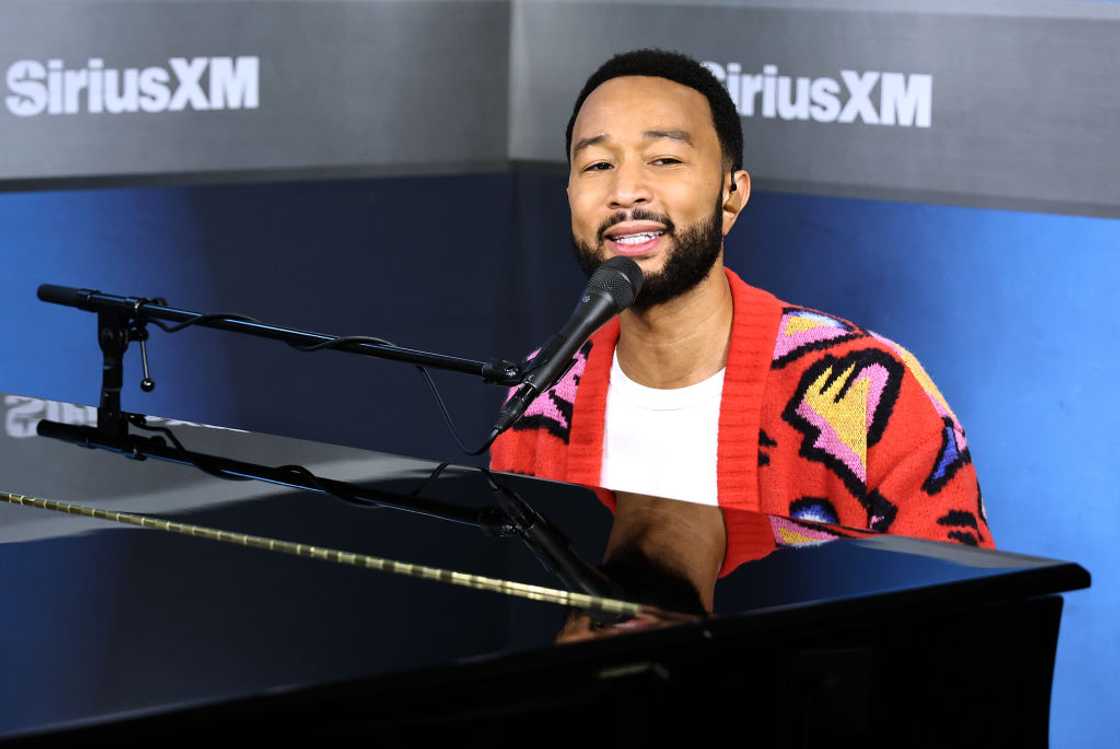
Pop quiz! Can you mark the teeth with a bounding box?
[614,231,662,245]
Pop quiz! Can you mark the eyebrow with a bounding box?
[643,129,693,146]
[572,133,608,155]
[572,129,694,157]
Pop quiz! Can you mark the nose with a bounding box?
[607,160,652,210]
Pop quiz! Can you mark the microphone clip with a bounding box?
[95,297,163,439]
[480,358,524,387]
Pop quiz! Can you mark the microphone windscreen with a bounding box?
[37,284,88,309]
[590,257,644,310]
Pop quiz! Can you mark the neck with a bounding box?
[615,261,733,389]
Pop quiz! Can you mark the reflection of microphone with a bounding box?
[490,256,644,437]
[486,475,627,609]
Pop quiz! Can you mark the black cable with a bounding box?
[128,413,391,511]
[411,461,451,497]
[128,414,252,483]
[128,414,186,451]
[149,313,263,334]
[415,366,500,455]
[273,463,384,511]
[285,334,396,352]
[143,308,503,456]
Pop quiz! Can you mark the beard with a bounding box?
[571,193,724,312]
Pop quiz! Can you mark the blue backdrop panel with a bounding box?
[1,172,1115,746]
[0,175,515,462]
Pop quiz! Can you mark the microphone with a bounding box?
[37,284,100,311]
[490,256,644,438]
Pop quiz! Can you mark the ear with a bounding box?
[721,169,751,236]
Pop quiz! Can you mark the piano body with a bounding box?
[0,393,1090,746]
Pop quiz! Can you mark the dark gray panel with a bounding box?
[5,1,1118,215]
[0,1,510,180]
[510,1,1120,215]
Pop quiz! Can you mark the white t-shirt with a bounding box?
[599,351,724,506]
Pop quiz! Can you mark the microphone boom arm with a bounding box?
[38,284,524,385]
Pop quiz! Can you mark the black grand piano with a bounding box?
[0,391,1090,747]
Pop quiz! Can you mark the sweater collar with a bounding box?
[565,267,782,511]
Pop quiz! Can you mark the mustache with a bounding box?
[596,209,676,243]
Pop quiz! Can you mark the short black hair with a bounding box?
[565,48,743,174]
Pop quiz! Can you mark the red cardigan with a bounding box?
[491,268,994,575]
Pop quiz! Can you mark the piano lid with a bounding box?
[0,393,1088,739]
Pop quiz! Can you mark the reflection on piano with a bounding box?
[0,394,1089,746]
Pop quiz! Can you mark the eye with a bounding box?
[582,162,612,172]
[651,157,683,166]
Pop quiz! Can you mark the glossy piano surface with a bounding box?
[0,393,1089,741]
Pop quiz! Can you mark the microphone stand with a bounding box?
[37,284,524,440]
[35,284,630,614]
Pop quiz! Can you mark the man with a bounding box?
[491,49,992,615]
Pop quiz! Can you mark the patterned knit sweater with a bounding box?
[490,267,994,576]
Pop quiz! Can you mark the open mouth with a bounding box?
[604,229,667,256]
[612,231,664,245]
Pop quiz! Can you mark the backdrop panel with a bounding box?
[0,175,517,463]
[0,0,510,184]
[510,0,1120,216]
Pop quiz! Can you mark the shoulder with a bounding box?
[758,302,985,537]
[769,303,950,404]
[771,304,868,371]
[764,302,965,462]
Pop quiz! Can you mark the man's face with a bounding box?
[567,75,729,309]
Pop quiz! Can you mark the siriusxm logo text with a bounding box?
[702,62,932,128]
[5,56,259,117]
